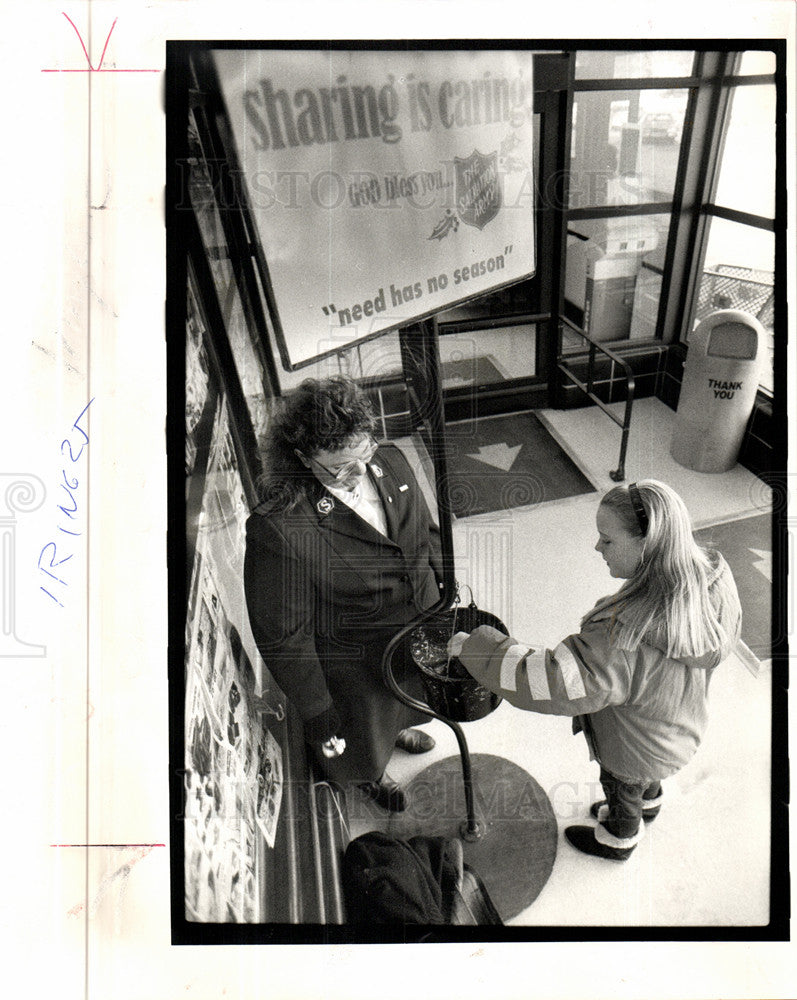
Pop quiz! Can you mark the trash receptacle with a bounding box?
[670,309,763,473]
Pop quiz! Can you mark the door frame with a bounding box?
[436,51,574,422]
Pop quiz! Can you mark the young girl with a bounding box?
[448,480,742,861]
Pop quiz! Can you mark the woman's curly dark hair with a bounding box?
[255,376,377,512]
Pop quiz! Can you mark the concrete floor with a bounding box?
[346,398,773,926]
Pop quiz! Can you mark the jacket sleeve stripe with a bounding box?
[499,644,528,692]
[523,648,550,700]
[553,642,587,700]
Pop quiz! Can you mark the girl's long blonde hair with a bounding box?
[584,480,740,658]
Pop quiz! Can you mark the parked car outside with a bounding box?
[640,111,683,143]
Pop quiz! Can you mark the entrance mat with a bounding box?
[439,355,506,390]
[439,412,596,517]
[694,512,772,661]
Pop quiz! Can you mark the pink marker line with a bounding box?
[42,12,159,73]
[41,70,161,73]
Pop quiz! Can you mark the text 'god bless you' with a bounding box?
[242,71,532,151]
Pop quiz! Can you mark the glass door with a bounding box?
[430,53,572,422]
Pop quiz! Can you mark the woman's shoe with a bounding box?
[358,775,407,812]
[395,728,436,754]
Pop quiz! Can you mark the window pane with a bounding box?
[692,218,774,391]
[189,156,272,438]
[575,50,695,79]
[186,278,213,478]
[564,214,670,343]
[570,90,688,208]
[275,335,388,391]
[714,84,776,219]
[738,51,776,75]
[439,325,536,384]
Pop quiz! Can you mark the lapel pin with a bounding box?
[316,497,334,515]
[371,464,383,478]
[399,484,409,492]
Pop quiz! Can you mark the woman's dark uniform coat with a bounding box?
[244,443,443,782]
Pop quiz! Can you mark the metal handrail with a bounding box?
[557,315,636,481]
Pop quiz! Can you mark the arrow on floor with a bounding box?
[465,443,522,470]
[749,548,771,582]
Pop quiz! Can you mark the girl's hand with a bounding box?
[471,624,510,643]
[447,631,471,659]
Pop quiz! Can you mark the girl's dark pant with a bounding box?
[599,766,662,839]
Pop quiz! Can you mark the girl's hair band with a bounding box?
[628,482,649,535]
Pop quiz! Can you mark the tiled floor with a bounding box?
[345,398,773,926]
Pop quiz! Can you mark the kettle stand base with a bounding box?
[385,752,558,923]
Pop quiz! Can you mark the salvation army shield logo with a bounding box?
[454,150,502,230]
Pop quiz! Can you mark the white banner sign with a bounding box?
[213,49,536,368]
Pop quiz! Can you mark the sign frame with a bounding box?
[209,44,538,371]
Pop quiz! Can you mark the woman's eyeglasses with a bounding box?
[306,436,378,482]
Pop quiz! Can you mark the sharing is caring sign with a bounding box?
[213,49,536,369]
